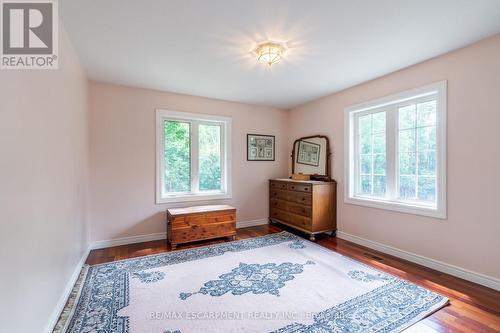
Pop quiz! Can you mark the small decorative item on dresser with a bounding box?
[167,205,236,249]
[292,173,310,181]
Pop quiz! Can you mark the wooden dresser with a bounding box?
[269,179,336,240]
[167,205,236,249]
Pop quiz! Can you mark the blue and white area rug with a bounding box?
[58,232,448,333]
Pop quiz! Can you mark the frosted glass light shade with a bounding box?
[255,42,285,66]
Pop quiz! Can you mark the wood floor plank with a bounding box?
[84,224,500,332]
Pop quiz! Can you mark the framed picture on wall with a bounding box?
[247,134,275,161]
[296,140,320,166]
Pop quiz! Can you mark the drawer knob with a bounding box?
[302,198,305,201]
[302,209,306,213]
[291,186,295,189]
[304,188,309,191]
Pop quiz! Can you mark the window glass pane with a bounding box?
[356,111,386,198]
[373,154,386,175]
[359,115,372,136]
[418,151,436,176]
[417,101,436,127]
[417,126,436,150]
[399,129,416,152]
[360,155,372,174]
[373,133,385,154]
[199,123,222,191]
[399,105,416,130]
[360,134,371,154]
[399,176,416,199]
[399,152,416,175]
[373,176,386,196]
[397,101,437,204]
[360,175,371,194]
[418,177,436,202]
[372,112,386,133]
[164,120,190,193]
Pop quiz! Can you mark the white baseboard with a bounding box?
[44,246,90,333]
[90,219,270,250]
[236,218,269,229]
[90,232,167,250]
[337,231,500,291]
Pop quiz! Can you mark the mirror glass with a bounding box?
[293,136,328,176]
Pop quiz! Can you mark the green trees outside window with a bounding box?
[164,120,222,194]
[199,124,221,191]
[164,121,190,193]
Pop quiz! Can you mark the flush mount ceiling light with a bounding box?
[254,42,286,66]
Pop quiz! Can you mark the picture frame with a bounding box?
[296,140,321,166]
[247,134,275,161]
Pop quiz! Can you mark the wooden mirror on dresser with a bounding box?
[269,135,337,241]
[292,135,331,181]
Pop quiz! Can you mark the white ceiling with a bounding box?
[60,0,500,109]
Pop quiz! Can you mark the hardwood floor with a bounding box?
[86,224,500,332]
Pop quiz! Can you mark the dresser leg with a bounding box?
[309,234,316,241]
[170,244,177,250]
[230,235,236,241]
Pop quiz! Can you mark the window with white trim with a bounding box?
[156,110,231,203]
[345,81,447,218]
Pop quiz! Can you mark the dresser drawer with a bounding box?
[270,208,311,229]
[287,202,312,217]
[270,199,287,211]
[270,208,290,222]
[289,213,312,229]
[287,191,312,206]
[270,189,288,201]
[270,181,288,190]
[287,183,312,193]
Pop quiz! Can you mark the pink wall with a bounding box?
[0,27,89,332]
[288,35,500,280]
[89,82,288,242]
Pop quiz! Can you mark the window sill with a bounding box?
[345,196,446,219]
[156,192,232,204]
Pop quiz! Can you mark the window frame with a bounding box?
[155,109,232,204]
[344,81,447,219]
